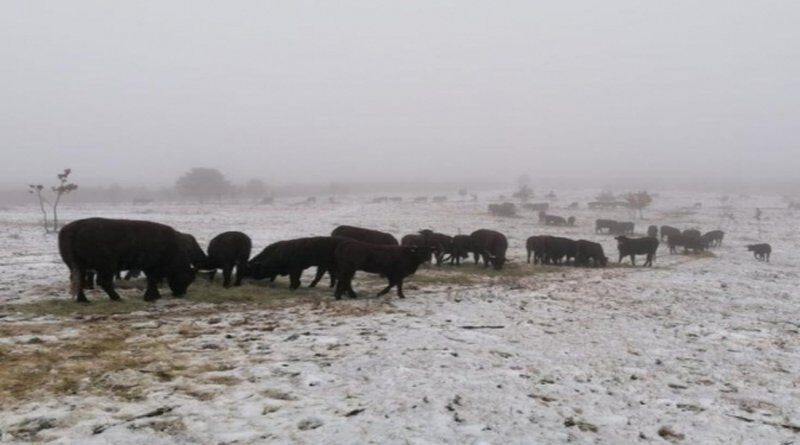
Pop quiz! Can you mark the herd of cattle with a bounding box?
[56,215,770,303]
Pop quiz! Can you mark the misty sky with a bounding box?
[1,1,798,188]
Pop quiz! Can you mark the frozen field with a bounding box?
[0,191,798,444]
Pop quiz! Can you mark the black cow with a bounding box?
[615,236,659,267]
[701,230,724,247]
[660,225,681,242]
[545,236,577,265]
[469,229,508,270]
[58,218,196,303]
[526,235,549,265]
[647,225,658,238]
[681,229,705,253]
[575,240,607,267]
[667,234,685,254]
[595,219,617,233]
[613,222,635,235]
[747,244,771,262]
[331,225,398,246]
[333,240,431,299]
[248,237,346,289]
[567,216,576,226]
[205,231,252,287]
[450,235,472,265]
[401,230,443,263]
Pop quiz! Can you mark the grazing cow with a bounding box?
[430,232,455,265]
[680,229,704,253]
[333,240,432,299]
[205,231,252,287]
[450,235,472,265]
[526,235,549,265]
[575,240,608,267]
[567,202,579,210]
[667,234,685,254]
[615,236,659,267]
[331,225,399,246]
[389,197,403,203]
[544,236,577,265]
[248,237,346,289]
[647,225,658,238]
[58,218,196,302]
[746,244,771,261]
[540,212,567,226]
[567,216,576,226]
[701,230,724,247]
[660,225,681,242]
[432,196,448,203]
[469,229,508,270]
[413,196,428,203]
[595,219,617,233]
[401,230,444,263]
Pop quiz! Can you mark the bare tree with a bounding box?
[625,191,653,219]
[28,168,78,233]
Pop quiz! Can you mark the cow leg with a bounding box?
[473,252,480,264]
[74,267,89,303]
[143,272,162,301]
[83,270,95,289]
[309,267,325,288]
[630,255,636,266]
[377,280,394,296]
[527,250,531,264]
[645,254,653,267]
[97,271,122,301]
[396,280,406,299]
[289,270,302,290]
[222,266,233,288]
[234,262,244,286]
[207,269,216,282]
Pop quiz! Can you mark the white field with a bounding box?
[0,190,798,444]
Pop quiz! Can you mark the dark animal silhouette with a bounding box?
[667,233,685,254]
[747,243,771,261]
[58,218,195,302]
[575,240,607,267]
[331,225,398,246]
[526,235,549,265]
[681,229,705,253]
[450,235,472,265]
[489,202,517,217]
[701,230,724,247]
[205,231,252,287]
[567,216,576,226]
[333,240,431,299]
[248,237,346,289]
[469,229,508,270]
[660,225,681,242]
[595,219,617,233]
[647,225,658,238]
[545,236,578,265]
[522,202,549,212]
[615,236,659,267]
[401,230,443,263]
[613,221,635,235]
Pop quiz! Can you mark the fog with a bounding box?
[1,1,798,191]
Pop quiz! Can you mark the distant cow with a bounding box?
[595,219,617,233]
[450,235,472,265]
[205,231,252,287]
[660,225,681,242]
[432,196,448,203]
[331,225,399,246]
[248,236,346,289]
[747,244,771,262]
[567,216,576,226]
[615,236,659,267]
[413,196,428,203]
[575,240,607,267]
[667,234,685,254]
[544,236,577,265]
[567,202,579,210]
[389,197,403,203]
[613,222,635,235]
[526,235,549,265]
[647,225,658,238]
[333,240,431,299]
[469,229,508,270]
[701,230,724,247]
[540,212,567,226]
[58,218,196,302]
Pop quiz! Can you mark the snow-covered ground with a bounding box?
[1,190,798,444]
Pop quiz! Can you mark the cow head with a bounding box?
[168,267,195,297]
